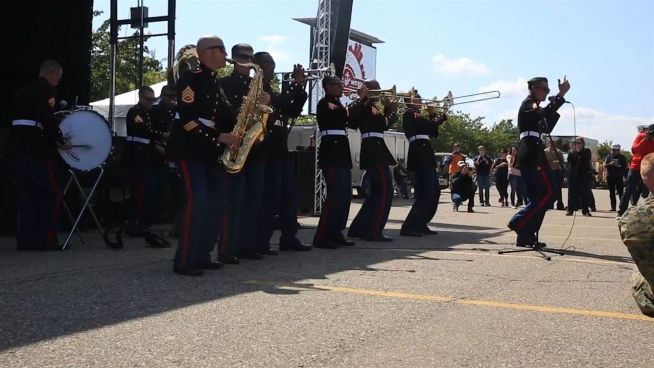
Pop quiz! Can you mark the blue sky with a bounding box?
[93,0,654,147]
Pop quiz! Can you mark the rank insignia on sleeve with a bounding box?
[134,115,144,123]
[48,97,55,109]
[328,102,339,110]
[182,86,195,103]
[183,121,199,131]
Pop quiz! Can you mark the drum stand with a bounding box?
[61,168,105,250]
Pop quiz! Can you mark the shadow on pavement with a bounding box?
[0,223,503,351]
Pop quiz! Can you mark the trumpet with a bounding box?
[277,63,336,82]
[348,85,399,100]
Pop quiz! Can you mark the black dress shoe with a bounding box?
[280,240,312,251]
[313,240,339,249]
[366,234,393,242]
[421,228,438,235]
[237,252,263,260]
[333,237,355,247]
[347,230,363,239]
[173,266,203,276]
[196,261,224,270]
[218,255,240,264]
[400,229,422,237]
[260,247,278,255]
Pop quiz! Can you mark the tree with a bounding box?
[598,140,613,161]
[90,11,167,101]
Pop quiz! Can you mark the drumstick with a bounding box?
[71,144,92,149]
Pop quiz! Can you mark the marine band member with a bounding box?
[255,52,312,253]
[347,80,397,242]
[400,90,446,237]
[507,76,570,248]
[171,35,240,276]
[10,60,69,251]
[312,75,357,249]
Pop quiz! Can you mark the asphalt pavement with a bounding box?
[1,188,652,368]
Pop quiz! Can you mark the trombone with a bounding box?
[277,63,336,82]
[406,90,501,109]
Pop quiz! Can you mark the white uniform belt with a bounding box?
[12,119,43,130]
[361,132,384,139]
[320,130,347,137]
[126,136,150,144]
[520,131,541,139]
[408,134,430,143]
[198,117,215,129]
[273,120,284,127]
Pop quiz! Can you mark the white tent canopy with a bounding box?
[90,81,168,137]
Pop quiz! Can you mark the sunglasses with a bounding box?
[535,86,551,93]
[163,93,176,98]
[206,45,226,53]
[143,97,155,101]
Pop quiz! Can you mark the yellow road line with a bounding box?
[248,280,652,322]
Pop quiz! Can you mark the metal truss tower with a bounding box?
[311,0,331,215]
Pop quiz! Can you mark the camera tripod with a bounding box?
[498,232,565,261]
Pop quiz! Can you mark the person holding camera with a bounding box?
[474,145,492,206]
[451,161,476,212]
[604,144,627,211]
[618,124,654,218]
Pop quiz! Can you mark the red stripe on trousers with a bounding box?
[372,165,387,236]
[314,166,334,242]
[515,166,552,230]
[179,161,194,266]
[219,175,229,254]
[45,162,61,249]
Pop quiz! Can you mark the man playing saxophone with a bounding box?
[218,44,268,263]
[255,51,312,254]
[170,35,240,276]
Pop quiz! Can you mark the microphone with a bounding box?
[549,96,570,104]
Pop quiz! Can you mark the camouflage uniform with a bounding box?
[618,195,654,316]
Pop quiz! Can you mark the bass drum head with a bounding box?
[58,110,112,171]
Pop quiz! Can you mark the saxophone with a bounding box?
[221,59,273,173]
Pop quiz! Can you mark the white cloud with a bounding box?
[266,45,290,63]
[431,54,490,75]
[258,34,288,44]
[554,107,652,147]
[478,78,528,99]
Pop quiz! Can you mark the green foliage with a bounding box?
[215,64,234,79]
[90,11,167,101]
[294,115,316,126]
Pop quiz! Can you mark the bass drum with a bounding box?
[58,109,112,171]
